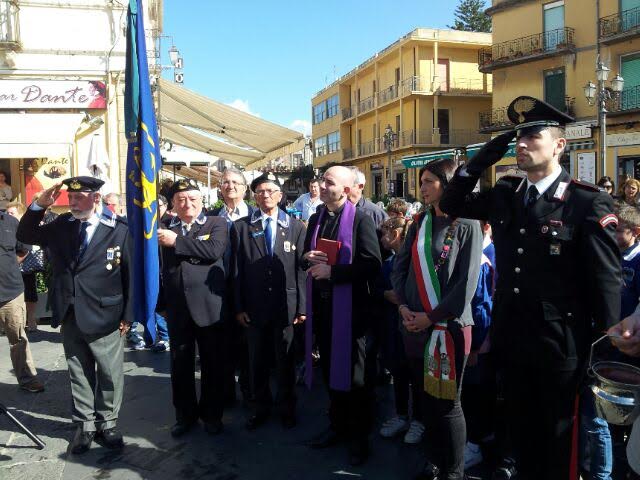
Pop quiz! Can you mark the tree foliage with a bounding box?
[448,0,491,33]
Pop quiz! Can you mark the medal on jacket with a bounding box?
[284,240,291,253]
[550,243,561,255]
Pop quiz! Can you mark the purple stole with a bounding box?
[305,201,355,392]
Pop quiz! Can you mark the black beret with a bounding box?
[167,178,200,199]
[507,96,574,136]
[62,176,104,192]
[250,172,281,193]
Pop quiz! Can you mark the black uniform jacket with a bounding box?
[440,168,621,372]
[17,207,133,335]
[160,211,227,327]
[231,208,306,327]
[304,204,382,339]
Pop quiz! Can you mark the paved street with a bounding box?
[0,325,491,480]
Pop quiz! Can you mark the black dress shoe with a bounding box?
[281,414,297,429]
[309,428,341,449]
[348,439,370,466]
[414,462,440,480]
[69,430,95,455]
[170,421,196,438]
[203,419,223,435]
[245,413,269,431]
[492,458,517,480]
[95,428,124,450]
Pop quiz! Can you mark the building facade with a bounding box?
[311,28,493,200]
[483,0,640,187]
[0,0,162,210]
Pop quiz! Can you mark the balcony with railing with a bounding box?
[342,105,355,121]
[343,147,354,160]
[478,27,575,73]
[401,76,490,96]
[358,139,376,157]
[600,7,640,44]
[444,129,492,146]
[378,84,399,105]
[357,95,375,115]
[606,86,640,115]
[480,97,576,132]
[0,0,20,50]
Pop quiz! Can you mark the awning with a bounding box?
[402,149,458,168]
[0,113,84,158]
[566,140,595,152]
[158,79,304,165]
[465,142,516,159]
[160,165,222,186]
[162,123,262,165]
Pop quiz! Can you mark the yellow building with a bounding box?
[484,0,640,186]
[311,28,493,200]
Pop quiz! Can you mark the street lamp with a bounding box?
[168,45,180,66]
[383,124,396,196]
[584,57,624,178]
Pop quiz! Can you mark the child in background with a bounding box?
[377,216,425,444]
[462,220,497,470]
[617,206,640,319]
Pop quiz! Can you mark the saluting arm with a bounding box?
[16,207,50,247]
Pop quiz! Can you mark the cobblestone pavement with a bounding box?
[0,325,489,480]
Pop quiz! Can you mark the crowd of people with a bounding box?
[1,96,640,480]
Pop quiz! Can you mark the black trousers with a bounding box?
[314,298,373,440]
[222,317,250,403]
[246,319,296,417]
[501,365,580,480]
[461,352,497,444]
[166,307,225,424]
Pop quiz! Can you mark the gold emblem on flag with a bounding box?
[514,98,536,123]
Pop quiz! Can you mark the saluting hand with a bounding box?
[609,314,640,357]
[465,131,514,177]
[157,228,177,247]
[36,182,63,208]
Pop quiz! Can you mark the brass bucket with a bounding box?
[589,335,640,426]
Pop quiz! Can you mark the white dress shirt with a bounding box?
[220,201,249,222]
[524,165,562,205]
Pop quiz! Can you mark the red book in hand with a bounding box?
[316,238,342,266]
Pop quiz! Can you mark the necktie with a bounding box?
[77,221,89,260]
[526,185,538,213]
[183,223,191,235]
[265,217,273,257]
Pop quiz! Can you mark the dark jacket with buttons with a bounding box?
[17,207,133,335]
[440,167,621,372]
[160,212,228,327]
[231,209,306,327]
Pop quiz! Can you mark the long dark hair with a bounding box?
[418,157,458,188]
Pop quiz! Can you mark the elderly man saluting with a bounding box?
[17,176,133,454]
[157,179,228,438]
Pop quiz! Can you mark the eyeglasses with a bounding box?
[255,189,281,196]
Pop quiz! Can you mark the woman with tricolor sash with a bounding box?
[391,158,482,480]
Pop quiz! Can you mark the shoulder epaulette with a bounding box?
[570,178,599,192]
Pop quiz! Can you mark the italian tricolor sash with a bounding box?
[424,322,458,400]
[411,211,441,313]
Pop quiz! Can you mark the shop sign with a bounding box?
[607,132,640,147]
[577,152,596,184]
[0,80,107,109]
[565,123,592,140]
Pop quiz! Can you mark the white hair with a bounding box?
[347,166,366,186]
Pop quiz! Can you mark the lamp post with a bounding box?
[383,124,396,196]
[584,58,624,178]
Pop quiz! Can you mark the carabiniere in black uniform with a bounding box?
[440,96,621,480]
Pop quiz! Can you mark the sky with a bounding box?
[162,1,463,137]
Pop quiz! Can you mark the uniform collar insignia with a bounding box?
[99,208,117,228]
[277,208,289,228]
[169,215,181,228]
[195,211,206,225]
[250,209,262,224]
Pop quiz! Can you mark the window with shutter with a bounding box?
[544,1,565,51]
[544,68,566,111]
[621,0,640,31]
[621,54,640,110]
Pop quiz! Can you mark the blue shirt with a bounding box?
[621,242,640,319]
[293,193,323,221]
[260,210,278,253]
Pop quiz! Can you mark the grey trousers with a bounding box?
[61,310,124,433]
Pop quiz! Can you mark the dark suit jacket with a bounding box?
[17,207,133,335]
[440,167,621,372]
[160,212,227,327]
[232,209,306,327]
[304,204,382,338]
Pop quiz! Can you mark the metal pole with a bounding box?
[207,164,211,206]
[600,89,607,178]
[388,145,394,196]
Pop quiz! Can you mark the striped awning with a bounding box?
[565,140,595,152]
[401,149,458,168]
